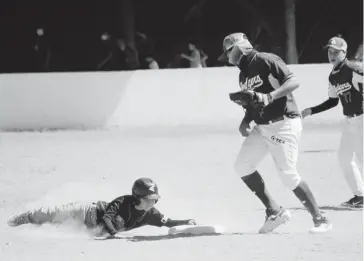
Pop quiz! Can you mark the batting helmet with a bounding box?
[132,178,160,200]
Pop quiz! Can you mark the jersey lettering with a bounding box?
[240,75,263,90]
[334,82,351,95]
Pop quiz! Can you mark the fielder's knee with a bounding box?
[278,170,301,190]
[234,160,256,178]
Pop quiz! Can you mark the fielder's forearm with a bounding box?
[270,77,300,100]
[310,98,339,115]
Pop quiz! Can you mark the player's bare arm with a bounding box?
[269,76,300,101]
[265,55,300,101]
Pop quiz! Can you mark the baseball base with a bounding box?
[168,224,225,236]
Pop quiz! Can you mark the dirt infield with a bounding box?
[0,127,362,261]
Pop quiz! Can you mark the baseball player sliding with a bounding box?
[7,178,196,239]
[302,36,363,209]
[219,33,332,234]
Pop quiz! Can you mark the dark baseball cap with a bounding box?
[324,37,348,52]
[218,33,253,62]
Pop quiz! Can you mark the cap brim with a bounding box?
[144,194,160,200]
[324,45,343,51]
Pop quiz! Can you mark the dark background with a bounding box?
[0,0,362,72]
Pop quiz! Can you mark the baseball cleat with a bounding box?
[259,207,291,234]
[7,212,31,227]
[340,196,363,209]
[309,216,332,234]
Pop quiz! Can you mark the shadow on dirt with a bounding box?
[125,233,222,242]
[289,205,363,212]
[124,231,291,242]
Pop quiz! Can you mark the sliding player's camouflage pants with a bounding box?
[26,202,99,228]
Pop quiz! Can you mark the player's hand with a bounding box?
[94,234,123,240]
[239,121,251,137]
[93,235,109,240]
[252,91,273,107]
[301,108,312,118]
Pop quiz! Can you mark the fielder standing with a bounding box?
[302,36,363,208]
[218,33,332,234]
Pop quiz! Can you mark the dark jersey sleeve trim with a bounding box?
[311,98,339,115]
[162,218,191,228]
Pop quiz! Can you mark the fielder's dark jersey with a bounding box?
[238,50,300,124]
[96,196,190,235]
[328,60,363,116]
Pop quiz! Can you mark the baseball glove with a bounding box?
[229,90,272,108]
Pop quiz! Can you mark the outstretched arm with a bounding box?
[302,82,339,118]
[162,218,196,228]
[302,98,339,118]
[146,208,196,228]
[310,98,340,115]
[270,76,300,100]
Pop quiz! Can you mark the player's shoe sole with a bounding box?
[340,204,363,210]
[309,216,332,234]
[259,208,291,234]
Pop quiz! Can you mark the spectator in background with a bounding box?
[180,41,202,68]
[33,28,52,71]
[200,48,208,67]
[143,56,159,69]
[97,33,128,71]
[166,53,185,68]
[135,32,159,69]
[355,42,363,62]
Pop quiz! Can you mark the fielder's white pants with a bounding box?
[235,117,302,190]
[338,115,364,196]
[27,202,98,228]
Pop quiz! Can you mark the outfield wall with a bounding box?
[0,72,132,130]
[0,64,342,131]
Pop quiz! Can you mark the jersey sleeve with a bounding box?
[265,55,294,86]
[239,71,247,90]
[102,197,127,235]
[145,208,167,227]
[328,82,338,98]
[145,208,193,228]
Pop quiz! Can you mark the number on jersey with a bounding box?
[341,91,352,104]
